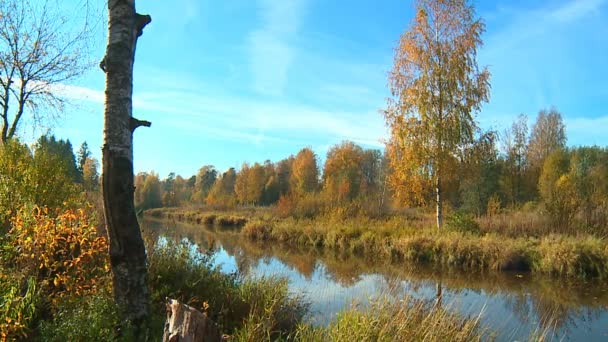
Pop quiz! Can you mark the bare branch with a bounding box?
[135,14,152,37]
[0,0,94,142]
[130,117,151,132]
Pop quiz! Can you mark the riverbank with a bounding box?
[146,207,608,279]
[1,217,487,341]
[150,238,489,341]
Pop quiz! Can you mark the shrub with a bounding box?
[242,220,272,240]
[37,291,123,342]
[446,211,481,235]
[0,139,81,231]
[9,206,110,302]
[0,276,40,340]
[202,214,217,225]
[215,215,247,227]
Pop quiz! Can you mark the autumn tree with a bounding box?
[247,163,266,204]
[141,172,162,210]
[0,140,32,228]
[82,157,99,192]
[539,147,608,232]
[172,175,190,206]
[0,0,91,143]
[262,160,280,204]
[528,108,566,172]
[384,0,490,228]
[290,148,319,196]
[0,139,80,229]
[235,162,266,205]
[207,168,237,207]
[234,163,250,204]
[134,172,147,208]
[538,149,575,230]
[192,165,217,204]
[276,156,294,196]
[323,141,365,202]
[101,0,152,327]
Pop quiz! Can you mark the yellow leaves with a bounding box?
[9,206,110,301]
[385,0,490,211]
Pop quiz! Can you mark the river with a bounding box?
[142,218,608,341]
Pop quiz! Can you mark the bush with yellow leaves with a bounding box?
[10,206,110,300]
[1,206,111,340]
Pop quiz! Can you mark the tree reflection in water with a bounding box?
[143,218,608,340]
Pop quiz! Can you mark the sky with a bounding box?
[29,0,608,178]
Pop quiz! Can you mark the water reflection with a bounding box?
[143,218,608,341]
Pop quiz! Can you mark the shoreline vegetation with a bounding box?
[0,207,490,341]
[146,207,608,279]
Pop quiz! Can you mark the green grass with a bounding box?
[291,299,488,342]
[147,239,307,337]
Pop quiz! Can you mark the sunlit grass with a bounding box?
[148,207,608,279]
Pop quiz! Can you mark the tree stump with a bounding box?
[163,299,222,342]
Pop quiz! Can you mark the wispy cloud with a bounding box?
[550,0,606,22]
[478,0,608,147]
[482,0,606,57]
[59,79,386,149]
[54,84,104,104]
[248,0,308,96]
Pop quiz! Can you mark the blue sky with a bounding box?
[38,0,608,178]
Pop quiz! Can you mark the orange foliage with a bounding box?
[290,148,319,195]
[10,207,110,301]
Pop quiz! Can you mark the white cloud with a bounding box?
[53,84,105,104]
[60,80,386,149]
[550,0,606,22]
[140,90,386,148]
[248,0,308,96]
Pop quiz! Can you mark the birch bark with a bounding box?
[102,0,151,326]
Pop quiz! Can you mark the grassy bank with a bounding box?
[2,232,489,341]
[1,206,490,341]
[147,207,608,279]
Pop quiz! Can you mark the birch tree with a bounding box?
[384,0,490,228]
[101,0,152,327]
[0,0,91,142]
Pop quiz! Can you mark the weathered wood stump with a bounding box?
[163,299,222,342]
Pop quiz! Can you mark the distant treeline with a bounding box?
[137,107,608,232]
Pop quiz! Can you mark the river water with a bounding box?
[142,218,608,341]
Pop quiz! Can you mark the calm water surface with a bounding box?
[142,218,608,341]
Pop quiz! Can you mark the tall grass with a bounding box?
[150,206,608,278]
[147,239,306,337]
[240,215,608,279]
[147,207,250,228]
[292,299,488,342]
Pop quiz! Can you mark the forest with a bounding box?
[139,108,608,237]
[1,0,607,341]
